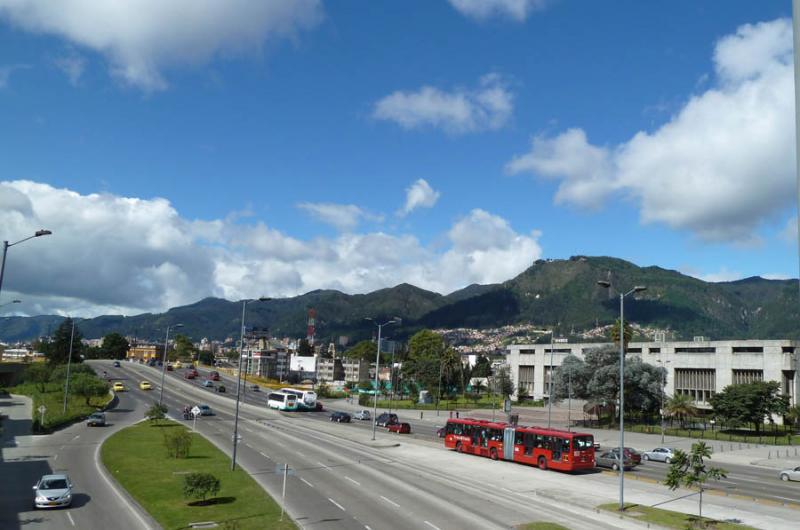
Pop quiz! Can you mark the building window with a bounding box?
[544,366,555,395]
[732,369,763,385]
[519,349,535,354]
[648,348,661,353]
[675,347,716,353]
[518,365,534,395]
[732,347,763,353]
[627,348,642,353]
[783,347,796,354]
[674,369,716,404]
[783,371,796,405]
[544,348,571,354]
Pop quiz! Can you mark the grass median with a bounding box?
[101,419,296,530]
[598,503,758,530]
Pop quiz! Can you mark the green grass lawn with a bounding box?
[101,420,296,530]
[598,503,758,530]
[11,381,112,433]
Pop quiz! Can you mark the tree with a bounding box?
[197,350,215,366]
[785,404,800,429]
[174,334,195,360]
[552,355,591,401]
[297,338,313,356]
[401,330,446,394]
[664,441,727,519]
[664,393,696,428]
[101,333,130,360]
[183,472,220,503]
[471,355,492,378]
[145,403,168,423]
[344,340,379,363]
[69,373,110,407]
[163,429,193,458]
[49,363,94,383]
[44,318,84,365]
[710,381,789,435]
[24,363,51,392]
[609,318,633,349]
[491,365,514,399]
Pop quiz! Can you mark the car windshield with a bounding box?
[40,479,68,490]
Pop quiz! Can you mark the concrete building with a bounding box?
[126,344,159,362]
[507,339,798,409]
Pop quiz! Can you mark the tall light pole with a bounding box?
[657,359,671,444]
[366,317,400,440]
[62,318,76,414]
[597,280,646,512]
[158,323,183,406]
[0,230,52,300]
[547,326,556,428]
[232,297,270,471]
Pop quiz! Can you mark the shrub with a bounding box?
[163,429,193,458]
[145,403,168,423]
[183,472,220,503]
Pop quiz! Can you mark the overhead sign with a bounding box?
[191,406,202,417]
[37,405,47,414]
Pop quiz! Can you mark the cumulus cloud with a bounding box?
[448,0,548,21]
[506,18,795,243]
[297,202,382,232]
[373,73,513,134]
[399,179,440,216]
[0,0,322,91]
[0,181,542,317]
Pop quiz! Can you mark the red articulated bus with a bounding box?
[443,418,595,472]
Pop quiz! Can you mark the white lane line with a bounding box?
[66,512,76,526]
[344,476,360,486]
[297,451,306,457]
[300,477,314,488]
[501,487,513,493]
[317,460,333,471]
[365,526,372,530]
[243,427,253,433]
[424,521,441,530]
[53,454,58,461]
[259,451,270,459]
[72,435,80,441]
[329,498,346,511]
[380,495,400,508]
[772,495,800,502]
[244,443,252,449]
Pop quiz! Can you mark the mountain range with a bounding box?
[1,256,798,344]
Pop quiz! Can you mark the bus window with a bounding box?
[523,433,534,455]
[515,431,524,445]
[561,438,571,452]
[574,435,594,449]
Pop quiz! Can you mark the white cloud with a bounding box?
[448,0,548,21]
[373,73,513,134]
[54,53,86,86]
[0,64,30,88]
[0,181,542,317]
[297,202,382,232]
[0,0,322,91]
[399,179,440,216]
[506,18,795,243]
[692,267,744,283]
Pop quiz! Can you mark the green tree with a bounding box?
[163,429,193,458]
[552,355,591,401]
[45,318,84,365]
[24,363,51,392]
[183,472,220,503]
[49,363,94,383]
[665,393,696,428]
[69,373,110,407]
[344,340,379,363]
[471,355,492,378]
[197,350,215,366]
[710,380,789,435]
[664,441,727,519]
[609,318,633,349]
[785,404,800,429]
[401,330,446,394]
[297,338,313,356]
[491,365,514,399]
[145,403,168,423]
[101,333,130,360]
[174,334,195,360]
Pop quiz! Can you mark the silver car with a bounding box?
[779,466,800,482]
[33,474,73,509]
[353,410,371,421]
[642,447,676,464]
[596,451,636,471]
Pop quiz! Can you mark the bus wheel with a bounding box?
[455,442,462,453]
[538,456,547,470]
[490,448,498,460]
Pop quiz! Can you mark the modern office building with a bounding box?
[507,339,798,408]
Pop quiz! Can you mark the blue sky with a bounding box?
[0,0,796,317]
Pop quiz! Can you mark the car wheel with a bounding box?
[781,473,790,482]
[612,463,619,471]
[455,441,463,453]
[538,456,547,470]
[490,448,499,460]
[664,457,671,464]
[642,454,649,461]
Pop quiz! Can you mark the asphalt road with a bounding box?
[115,360,634,530]
[0,378,155,530]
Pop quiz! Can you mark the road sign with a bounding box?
[232,433,242,443]
[191,406,202,416]
[37,405,47,414]
[274,463,294,475]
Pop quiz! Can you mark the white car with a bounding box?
[642,447,676,464]
[33,474,73,508]
[779,466,800,482]
[353,410,371,421]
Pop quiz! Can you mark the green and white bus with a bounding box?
[280,388,317,411]
[267,391,298,411]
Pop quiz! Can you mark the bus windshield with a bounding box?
[573,435,594,450]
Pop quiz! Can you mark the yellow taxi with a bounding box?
[112,382,125,392]
[139,380,152,390]
[173,360,182,369]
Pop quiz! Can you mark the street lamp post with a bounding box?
[366,317,400,441]
[547,327,556,429]
[0,230,52,300]
[232,297,270,471]
[62,319,76,414]
[159,323,183,406]
[658,359,671,444]
[597,280,646,512]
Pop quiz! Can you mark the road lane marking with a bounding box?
[72,435,80,441]
[329,498,346,511]
[424,522,440,530]
[53,454,58,461]
[365,526,372,530]
[344,476,360,486]
[380,495,400,508]
[259,451,270,459]
[318,460,333,471]
[297,451,306,456]
[66,512,75,526]
[300,477,314,488]
[244,427,253,433]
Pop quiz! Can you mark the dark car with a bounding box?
[86,412,106,427]
[387,422,411,434]
[250,384,260,392]
[610,447,642,465]
[316,402,324,412]
[596,451,637,471]
[436,426,445,438]
[166,364,174,371]
[209,371,220,381]
[330,411,351,423]
[216,385,226,393]
[375,412,399,427]
[112,361,121,368]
